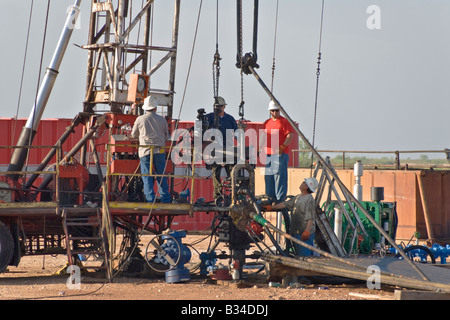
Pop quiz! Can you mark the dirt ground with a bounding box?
[0,234,396,301]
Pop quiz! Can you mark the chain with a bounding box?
[238,0,245,119]
[271,0,279,93]
[212,49,221,98]
[212,0,221,99]
[310,0,325,173]
[239,69,244,119]
[312,0,325,149]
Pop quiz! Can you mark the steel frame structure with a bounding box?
[82,0,179,119]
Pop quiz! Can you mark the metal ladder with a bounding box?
[62,208,111,280]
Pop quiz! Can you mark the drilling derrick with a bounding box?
[82,0,179,118]
[0,1,184,279]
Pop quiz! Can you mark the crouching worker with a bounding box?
[262,177,319,256]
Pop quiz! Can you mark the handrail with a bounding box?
[106,143,197,206]
[293,148,450,170]
[0,144,61,203]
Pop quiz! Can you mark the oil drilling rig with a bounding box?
[0,0,270,281]
[1,0,444,291]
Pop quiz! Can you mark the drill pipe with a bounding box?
[249,211,366,271]
[261,253,450,294]
[34,115,106,197]
[24,114,82,189]
[238,169,375,271]
[7,1,82,180]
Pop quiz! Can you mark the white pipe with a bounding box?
[8,1,82,178]
[25,1,81,131]
[353,161,363,202]
[334,208,342,242]
[276,211,283,243]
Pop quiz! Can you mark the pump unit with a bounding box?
[323,188,398,254]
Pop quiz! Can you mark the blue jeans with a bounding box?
[140,153,171,203]
[264,153,289,202]
[294,233,315,257]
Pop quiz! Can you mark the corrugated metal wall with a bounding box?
[0,118,85,169]
[0,118,299,168]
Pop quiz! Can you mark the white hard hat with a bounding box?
[268,100,279,111]
[216,96,227,106]
[143,95,158,111]
[304,177,319,193]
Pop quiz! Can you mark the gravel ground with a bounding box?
[0,235,398,303]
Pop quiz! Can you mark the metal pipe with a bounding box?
[111,0,125,103]
[24,115,83,189]
[142,1,152,73]
[236,0,242,67]
[249,210,365,270]
[167,0,181,120]
[25,0,81,131]
[7,1,82,179]
[353,160,363,201]
[261,253,450,294]
[34,115,106,195]
[334,208,342,242]
[248,65,430,281]
[89,139,104,187]
[236,188,359,266]
[252,0,259,62]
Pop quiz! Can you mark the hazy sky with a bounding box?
[1,0,449,158]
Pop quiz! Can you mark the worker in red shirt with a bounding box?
[259,101,294,203]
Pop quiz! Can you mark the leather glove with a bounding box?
[301,230,311,241]
[261,205,272,211]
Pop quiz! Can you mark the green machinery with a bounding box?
[323,192,398,255]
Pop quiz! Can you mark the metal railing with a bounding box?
[105,143,197,207]
[293,149,450,170]
[0,145,61,206]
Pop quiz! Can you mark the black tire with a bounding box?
[0,221,14,273]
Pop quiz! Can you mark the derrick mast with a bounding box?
[82,0,180,118]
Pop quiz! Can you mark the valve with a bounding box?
[392,244,436,264]
[145,230,191,283]
[407,246,430,263]
[199,251,217,276]
[431,244,450,264]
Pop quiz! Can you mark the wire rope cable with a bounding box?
[212,0,221,99]
[23,0,52,185]
[270,0,279,93]
[13,0,35,146]
[310,0,325,171]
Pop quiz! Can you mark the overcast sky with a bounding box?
[1,0,449,158]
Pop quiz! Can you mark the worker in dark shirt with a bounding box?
[206,97,237,204]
